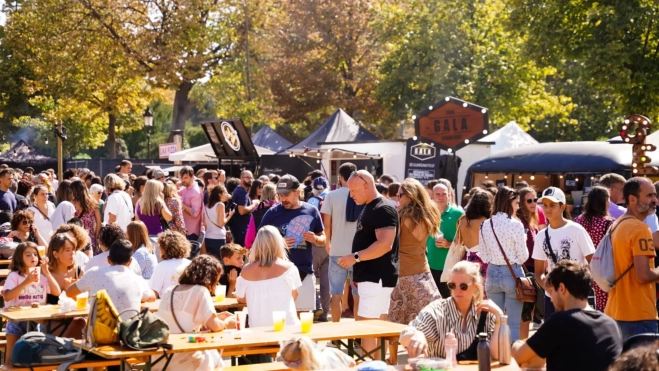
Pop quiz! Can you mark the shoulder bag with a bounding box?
[170,285,185,333]
[441,216,467,282]
[490,219,537,302]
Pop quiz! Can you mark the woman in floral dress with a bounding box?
[70,180,101,255]
[164,183,188,236]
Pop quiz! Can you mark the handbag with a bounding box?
[118,307,170,351]
[489,219,537,302]
[441,218,466,282]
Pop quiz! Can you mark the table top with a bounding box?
[142,297,244,312]
[78,320,407,359]
[0,269,9,278]
[0,304,87,322]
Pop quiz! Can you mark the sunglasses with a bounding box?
[397,192,404,198]
[21,220,32,225]
[448,282,474,291]
[526,198,538,204]
[349,171,367,184]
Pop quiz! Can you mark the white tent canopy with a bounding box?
[168,143,274,162]
[478,121,538,153]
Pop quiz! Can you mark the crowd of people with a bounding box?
[0,161,658,370]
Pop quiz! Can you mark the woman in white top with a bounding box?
[478,186,528,342]
[103,174,134,232]
[127,221,158,280]
[202,185,234,261]
[51,180,76,231]
[150,230,191,298]
[155,255,235,371]
[28,185,56,245]
[235,225,301,328]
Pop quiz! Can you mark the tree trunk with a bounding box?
[108,113,117,159]
[171,80,197,132]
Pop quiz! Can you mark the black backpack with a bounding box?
[11,332,80,368]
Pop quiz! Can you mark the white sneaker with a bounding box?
[531,321,543,330]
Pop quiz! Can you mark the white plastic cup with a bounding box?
[237,311,248,331]
[30,267,40,283]
[300,312,313,333]
[215,285,226,302]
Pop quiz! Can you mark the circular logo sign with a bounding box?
[221,121,241,151]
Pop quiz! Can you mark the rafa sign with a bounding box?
[414,97,489,151]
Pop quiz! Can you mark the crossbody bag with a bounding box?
[490,219,537,302]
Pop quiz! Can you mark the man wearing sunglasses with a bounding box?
[338,170,399,360]
[513,261,622,371]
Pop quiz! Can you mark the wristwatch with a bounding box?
[354,252,361,263]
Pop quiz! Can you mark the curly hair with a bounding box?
[157,230,191,260]
[179,255,222,289]
[609,345,659,371]
[465,190,493,226]
[54,224,90,252]
[98,224,127,251]
[11,210,33,231]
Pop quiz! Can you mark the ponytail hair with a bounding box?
[280,336,323,370]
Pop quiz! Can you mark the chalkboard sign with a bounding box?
[404,138,440,186]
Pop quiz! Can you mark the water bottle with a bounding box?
[498,315,511,365]
[444,332,458,368]
[477,332,491,371]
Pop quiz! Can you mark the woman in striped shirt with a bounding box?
[400,261,503,360]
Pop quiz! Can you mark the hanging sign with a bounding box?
[404,137,440,186]
[414,97,489,152]
[620,114,659,175]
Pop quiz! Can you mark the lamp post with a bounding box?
[143,107,153,159]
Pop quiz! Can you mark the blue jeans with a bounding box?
[616,320,658,342]
[486,264,525,342]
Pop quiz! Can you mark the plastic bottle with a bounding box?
[498,315,511,365]
[444,332,458,368]
[477,332,491,371]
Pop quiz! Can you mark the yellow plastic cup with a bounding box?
[272,311,286,332]
[300,312,313,333]
[37,246,46,257]
[215,285,226,302]
[76,292,89,310]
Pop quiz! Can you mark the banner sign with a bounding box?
[404,138,440,186]
[202,119,259,160]
[414,97,489,152]
[159,143,179,159]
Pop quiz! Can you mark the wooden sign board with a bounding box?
[414,97,489,152]
[202,119,259,160]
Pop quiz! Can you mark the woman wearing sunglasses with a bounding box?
[478,186,528,342]
[400,261,503,360]
[388,178,442,325]
[7,210,47,246]
[516,187,541,339]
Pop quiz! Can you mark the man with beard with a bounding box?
[259,174,325,313]
[178,166,203,241]
[605,177,659,340]
[231,170,259,246]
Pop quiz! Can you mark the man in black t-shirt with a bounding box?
[338,170,399,359]
[512,260,622,371]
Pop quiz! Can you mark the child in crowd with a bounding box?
[127,221,158,280]
[2,242,61,368]
[218,243,247,298]
[279,336,355,370]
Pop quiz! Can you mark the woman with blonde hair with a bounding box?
[127,221,158,279]
[136,179,173,237]
[235,225,301,327]
[400,261,503,361]
[103,174,133,232]
[279,336,355,370]
[163,183,187,236]
[388,178,442,325]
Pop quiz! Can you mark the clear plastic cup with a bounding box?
[272,311,286,331]
[37,246,46,257]
[30,267,40,283]
[215,285,226,302]
[300,312,313,333]
[76,292,89,310]
[237,311,248,331]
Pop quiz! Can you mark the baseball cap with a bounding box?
[313,177,328,191]
[277,174,301,195]
[538,187,566,204]
[90,184,104,194]
[152,169,168,179]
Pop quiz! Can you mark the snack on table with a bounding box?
[30,302,40,308]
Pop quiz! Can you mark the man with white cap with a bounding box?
[152,169,167,183]
[533,187,595,320]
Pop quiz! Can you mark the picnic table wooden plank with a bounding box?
[0,269,9,278]
[141,297,245,312]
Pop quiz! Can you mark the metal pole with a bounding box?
[57,120,63,181]
[147,130,152,159]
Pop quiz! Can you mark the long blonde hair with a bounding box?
[139,179,165,216]
[250,225,289,267]
[398,178,441,236]
[280,337,322,370]
[163,183,180,200]
[451,261,484,304]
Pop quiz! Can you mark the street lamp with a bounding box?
[44,136,48,145]
[143,107,153,158]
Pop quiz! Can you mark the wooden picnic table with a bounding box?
[141,297,245,312]
[0,260,11,266]
[76,320,407,371]
[0,269,9,278]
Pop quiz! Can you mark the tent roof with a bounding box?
[477,121,538,152]
[468,141,636,174]
[251,126,292,153]
[168,143,274,162]
[0,140,56,165]
[286,109,379,151]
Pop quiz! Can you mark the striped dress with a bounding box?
[401,297,496,358]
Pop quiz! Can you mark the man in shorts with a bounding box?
[321,163,361,322]
[338,170,399,359]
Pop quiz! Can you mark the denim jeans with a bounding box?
[485,264,525,342]
[616,320,658,342]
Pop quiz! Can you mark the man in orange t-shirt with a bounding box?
[605,177,659,340]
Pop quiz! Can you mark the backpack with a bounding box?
[85,289,121,347]
[11,332,80,367]
[590,217,635,292]
[118,308,171,351]
[309,194,325,211]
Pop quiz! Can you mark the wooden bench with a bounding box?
[222,362,289,371]
[3,359,123,370]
